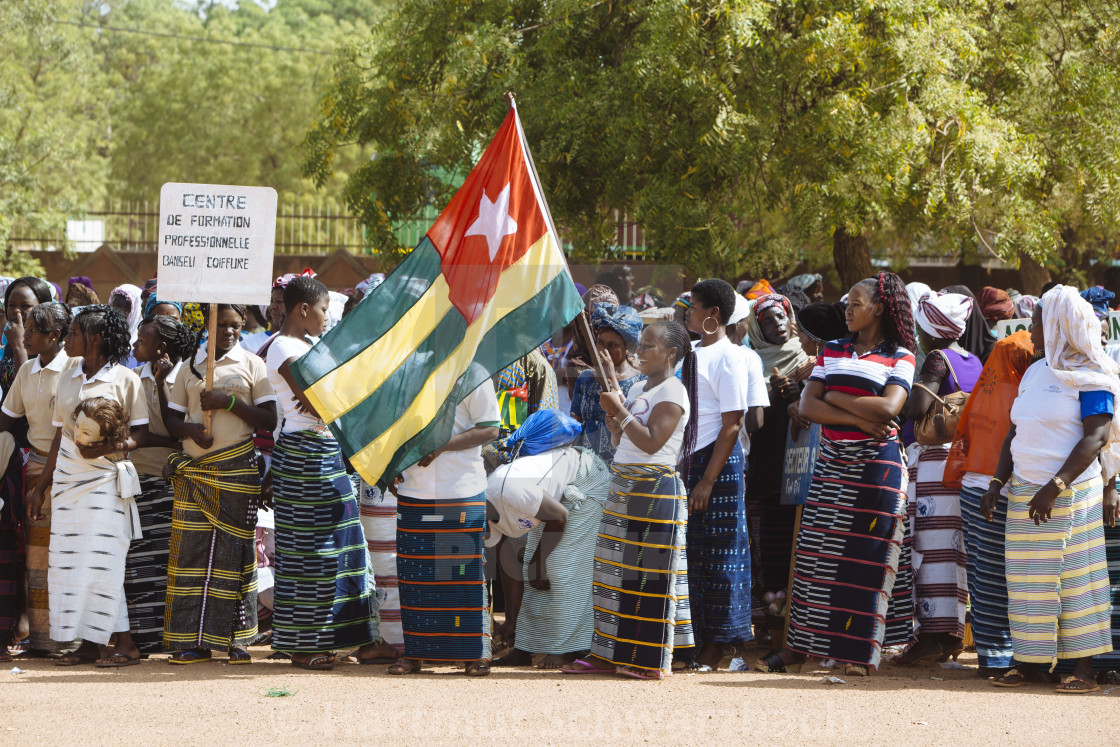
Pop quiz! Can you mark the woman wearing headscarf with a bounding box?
[569,303,644,463]
[755,272,916,677]
[744,295,813,611]
[109,284,144,369]
[978,286,1015,328]
[893,291,983,665]
[981,286,1117,692]
[1015,294,1039,320]
[65,277,99,309]
[942,331,1035,676]
[785,273,824,304]
[942,285,995,362]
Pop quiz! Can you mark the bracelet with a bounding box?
[988,477,1004,488]
[225,395,236,412]
[618,415,636,431]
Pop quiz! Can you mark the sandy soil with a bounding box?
[3,643,1117,746]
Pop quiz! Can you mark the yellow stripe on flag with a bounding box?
[348,232,564,483]
[305,273,454,422]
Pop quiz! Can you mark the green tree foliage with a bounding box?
[0,0,107,275]
[305,0,1120,282]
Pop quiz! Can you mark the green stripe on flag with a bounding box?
[292,238,443,390]
[332,270,584,485]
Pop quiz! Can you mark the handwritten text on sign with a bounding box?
[994,311,1120,342]
[158,183,277,306]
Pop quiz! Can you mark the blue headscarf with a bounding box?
[143,292,183,319]
[1079,287,1115,320]
[506,409,583,456]
[591,302,642,346]
[786,273,822,293]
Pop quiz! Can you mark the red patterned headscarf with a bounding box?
[978,286,1014,322]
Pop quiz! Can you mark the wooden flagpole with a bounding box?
[202,302,218,433]
[505,91,612,390]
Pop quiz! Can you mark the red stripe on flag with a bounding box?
[426,109,549,325]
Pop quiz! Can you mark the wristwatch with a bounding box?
[1051,476,1068,492]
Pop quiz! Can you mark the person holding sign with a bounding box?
[265,277,381,671]
[755,271,916,677]
[163,304,277,664]
[893,290,982,666]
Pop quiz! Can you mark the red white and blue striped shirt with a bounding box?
[809,338,915,441]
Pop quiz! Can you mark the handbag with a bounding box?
[913,350,969,446]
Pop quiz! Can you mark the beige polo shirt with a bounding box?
[52,359,149,445]
[168,343,276,458]
[1,352,73,452]
[128,361,182,477]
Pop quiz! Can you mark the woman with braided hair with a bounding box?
[28,305,150,666]
[163,304,277,664]
[755,271,917,676]
[120,313,196,658]
[562,320,697,678]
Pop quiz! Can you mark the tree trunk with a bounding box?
[833,226,873,290]
[1018,253,1050,296]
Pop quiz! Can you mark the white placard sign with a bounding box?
[995,310,1120,342]
[158,182,277,306]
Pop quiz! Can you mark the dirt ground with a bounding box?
[3,641,1118,746]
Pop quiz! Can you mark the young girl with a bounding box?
[0,301,71,658]
[265,276,381,670]
[756,271,916,677]
[163,304,277,664]
[125,314,195,658]
[29,305,149,667]
[562,320,697,679]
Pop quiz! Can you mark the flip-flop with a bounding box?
[55,655,98,667]
[993,668,1027,687]
[1056,675,1101,694]
[618,666,669,680]
[291,654,334,671]
[95,654,142,668]
[227,650,252,665]
[561,658,616,675]
[168,650,212,665]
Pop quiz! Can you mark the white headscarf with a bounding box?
[915,291,973,340]
[906,282,932,317]
[1041,285,1120,478]
[109,283,143,343]
[727,293,753,326]
[356,273,385,297]
[325,291,348,333]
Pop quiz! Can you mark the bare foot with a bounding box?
[354,641,399,663]
[537,653,573,670]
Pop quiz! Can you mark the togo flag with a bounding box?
[291,103,584,486]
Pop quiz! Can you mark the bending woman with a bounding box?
[983,287,1117,693]
[562,320,697,678]
[755,271,916,676]
[163,304,277,664]
[29,306,149,666]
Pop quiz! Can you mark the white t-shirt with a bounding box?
[1010,360,1109,485]
[738,346,769,456]
[692,337,760,450]
[265,334,323,434]
[398,379,501,500]
[612,376,690,466]
[484,447,582,547]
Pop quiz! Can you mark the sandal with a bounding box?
[1056,675,1100,694]
[386,657,422,676]
[465,660,491,677]
[618,665,669,680]
[291,653,334,671]
[752,652,802,674]
[993,668,1028,688]
[561,658,616,675]
[845,664,869,677]
[891,645,941,667]
[95,652,141,668]
[169,649,212,665]
[227,649,252,665]
[56,653,99,667]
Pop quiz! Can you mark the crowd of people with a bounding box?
[0,267,1116,693]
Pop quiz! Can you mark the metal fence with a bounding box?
[8,200,650,257]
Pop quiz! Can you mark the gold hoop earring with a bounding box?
[702,316,720,335]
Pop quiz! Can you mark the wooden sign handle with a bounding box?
[203,302,218,433]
